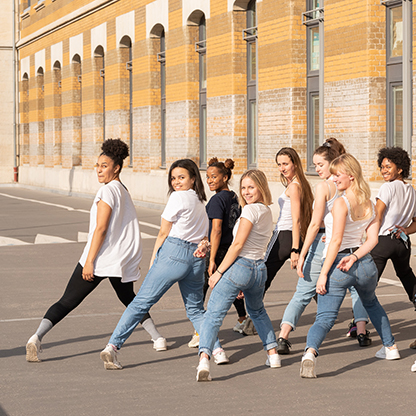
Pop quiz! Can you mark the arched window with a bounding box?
[20,73,30,164]
[71,54,82,166]
[196,14,207,168]
[94,46,105,141]
[36,67,45,165]
[244,0,257,168]
[156,29,166,168]
[52,61,62,165]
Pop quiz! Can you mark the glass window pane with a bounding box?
[200,105,207,165]
[248,100,257,166]
[200,53,206,90]
[312,0,320,19]
[248,42,256,81]
[393,85,403,147]
[390,6,403,58]
[309,27,319,71]
[312,95,320,150]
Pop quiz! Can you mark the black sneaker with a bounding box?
[276,337,292,355]
[346,319,357,338]
[357,330,372,347]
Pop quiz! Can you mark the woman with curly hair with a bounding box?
[26,139,165,362]
[370,147,416,311]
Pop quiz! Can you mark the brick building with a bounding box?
[12,0,416,209]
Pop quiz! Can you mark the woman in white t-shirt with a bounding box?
[26,139,164,362]
[195,169,280,382]
[370,147,416,309]
[100,159,227,370]
[300,154,399,379]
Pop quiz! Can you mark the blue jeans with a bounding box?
[282,234,368,329]
[199,256,277,358]
[306,253,395,355]
[108,237,221,350]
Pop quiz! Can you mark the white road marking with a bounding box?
[0,192,90,213]
[34,234,75,244]
[139,221,160,230]
[141,232,157,239]
[78,231,89,242]
[0,236,31,246]
[379,277,403,287]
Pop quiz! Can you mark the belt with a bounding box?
[318,228,325,234]
[339,247,359,254]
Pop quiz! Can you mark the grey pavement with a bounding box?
[0,185,415,416]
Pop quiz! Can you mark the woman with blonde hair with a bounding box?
[300,154,399,378]
[264,147,313,293]
[195,169,280,381]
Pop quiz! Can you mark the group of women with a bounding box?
[26,138,416,378]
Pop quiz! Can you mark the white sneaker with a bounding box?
[188,332,200,348]
[212,348,229,365]
[411,360,416,372]
[152,337,167,351]
[233,319,246,334]
[375,345,400,360]
[100,344,122,370]
[300,351,317,378]
[196,357,211,381]
[26,334,42,363]
[265,353,281,368]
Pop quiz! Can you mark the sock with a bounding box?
[35,318,53,341]
[141,317,163,341]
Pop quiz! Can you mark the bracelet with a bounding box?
[351,253,359,261]
[291,248,300,254]
[217,270,223,275]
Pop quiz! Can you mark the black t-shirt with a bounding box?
[206,190,241,247]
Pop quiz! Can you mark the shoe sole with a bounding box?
[269,361,282,368]
[300,359,316,378]
[100,350,122,370]
[214,358,229,365]
[26,343,41,363]
[153,345,168,352]
[276,347,290,355]
[196,368,211,381]
[409,340,416,349]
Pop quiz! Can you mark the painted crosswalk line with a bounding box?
[0,236,31,246]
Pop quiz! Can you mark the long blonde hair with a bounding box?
[276,148,313,240]
[240,169,272,207]
[330,154,371,205]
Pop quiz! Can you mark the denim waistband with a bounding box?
[236,256,265,266]
[166,236,198,249]
[318,228,325,234]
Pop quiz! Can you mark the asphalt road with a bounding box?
[0,185,415,416]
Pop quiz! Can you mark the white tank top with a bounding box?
[323,194,375,258]
[275,182,299,232]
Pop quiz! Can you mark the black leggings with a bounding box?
[44,263,150,326]
[203,246,247,318]
[371,235,416,304]
[264,230,293,293]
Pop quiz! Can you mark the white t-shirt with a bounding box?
[79,180,142,282]
[162,189,209,243]
[233,203,273,260]
[377,180,416,236]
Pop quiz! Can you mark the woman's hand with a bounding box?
[193,245,207,258]
[207,261,216,276]
[236,290,245,300]
[82,262,94,282]
[290,252,299,270]
[297,254,305,278]
[208,271,222,289]
[337,255,356,272]
[316,273,328,295]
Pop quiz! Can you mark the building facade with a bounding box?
[0,0,16,183]
[13,0,416,209]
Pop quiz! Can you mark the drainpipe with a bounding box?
[12,0,18,182]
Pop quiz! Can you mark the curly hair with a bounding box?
[100,139,129,171]
[207,157,235,183]
[377,147,411,178]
